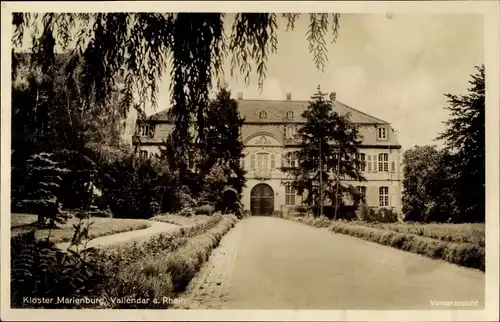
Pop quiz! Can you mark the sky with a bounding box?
[148,13,484,150]
[14,13,484,150]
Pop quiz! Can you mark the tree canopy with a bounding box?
[283,87,365,216]
[436,64,485,222]
[12,13,340,142]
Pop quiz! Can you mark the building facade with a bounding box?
[134,92,403,215]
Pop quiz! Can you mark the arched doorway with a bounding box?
[250,183,274,216]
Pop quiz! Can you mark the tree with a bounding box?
[198,86,247,208]
[402,145,459,223]
[21,152,70,228]
[283,87,365,218]
[436,64,485,223]
[11,53,130,210]
[12,13,341,178]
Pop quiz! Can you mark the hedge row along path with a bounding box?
[176,216,485,310]
[55,221,179,250]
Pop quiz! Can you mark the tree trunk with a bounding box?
[319,139,324,217]
[334,148,341,221]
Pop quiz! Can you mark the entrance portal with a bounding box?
[250,183,274,216]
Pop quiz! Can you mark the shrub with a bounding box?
[243,210,252,218]
[356,202,372,221]
[312,205,357,220]
[178,207,195,217]
[20,152,71,228]
[375,208,399,223]
[194,204,215,216]
[96,215,238,308]
[326,222,484,271]
[272,210,283,218]
[10,230,106,308]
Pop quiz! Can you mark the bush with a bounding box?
[311,205,357,220]
[287,215,484,271]
[375,208,399,223]
[327,222,484,271]
[272,210,283,218]
[98,156,164,219]
[194,204,215,216]
[356,203,373,221]
[95,215,238,308]
[243,210,252,218]
[10,230,106,308]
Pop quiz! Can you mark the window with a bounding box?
[257,153,269,171]
[285,184,296,206]
[250,154,256,170]
[377,127,387,140]
[284,152,297,167]
[286,111,294,118]
[283,125,297,139]
[270,154,275,169]
[379,186,389,207]
[259,111,267,118]
[356,153,366,171]
[378,153,389,172]
[139,150,148,159]
[356,186,366,200]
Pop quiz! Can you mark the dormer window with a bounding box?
[377,126,387,140]
[259,111,268,119]
[286,111,294,119]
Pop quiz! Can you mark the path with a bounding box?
[176,216,485,310]
[55,221,179,250]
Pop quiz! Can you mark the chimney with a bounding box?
[286,92,292,100]
[330,92,336,101]
[237,92,243,100]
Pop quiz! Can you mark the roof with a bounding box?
[148,99,389,125]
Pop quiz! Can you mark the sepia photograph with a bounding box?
[1,1,499,321]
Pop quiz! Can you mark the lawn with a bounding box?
[289,215,486,271]
[11,213,151,244]
[349,221,485,246]
[150,214,213,227]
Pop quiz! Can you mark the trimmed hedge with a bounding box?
[98,215,238,308]
[194,204,215,216]
[289,217,485,272]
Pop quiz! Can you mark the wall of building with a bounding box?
[136,121,403,214]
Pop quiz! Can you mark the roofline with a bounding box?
[146,100,391,125]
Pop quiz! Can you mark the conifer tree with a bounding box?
[283,87,365,218]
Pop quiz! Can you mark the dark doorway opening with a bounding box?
[250,183,274,216]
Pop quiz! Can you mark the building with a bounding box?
[134,92,402,215]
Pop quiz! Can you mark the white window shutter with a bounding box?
[367,155,372,172]
[366,186,373,207]
[391,154,396,173]
[389,186,396,208]
[373,154,378,172]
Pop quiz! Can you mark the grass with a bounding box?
[11,213,151,244]
[349,221,485,246]
[94,214,238,309]
[289,215,485,272]
[150,214,213,227]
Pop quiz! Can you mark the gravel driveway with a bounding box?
[176,216,485,310]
